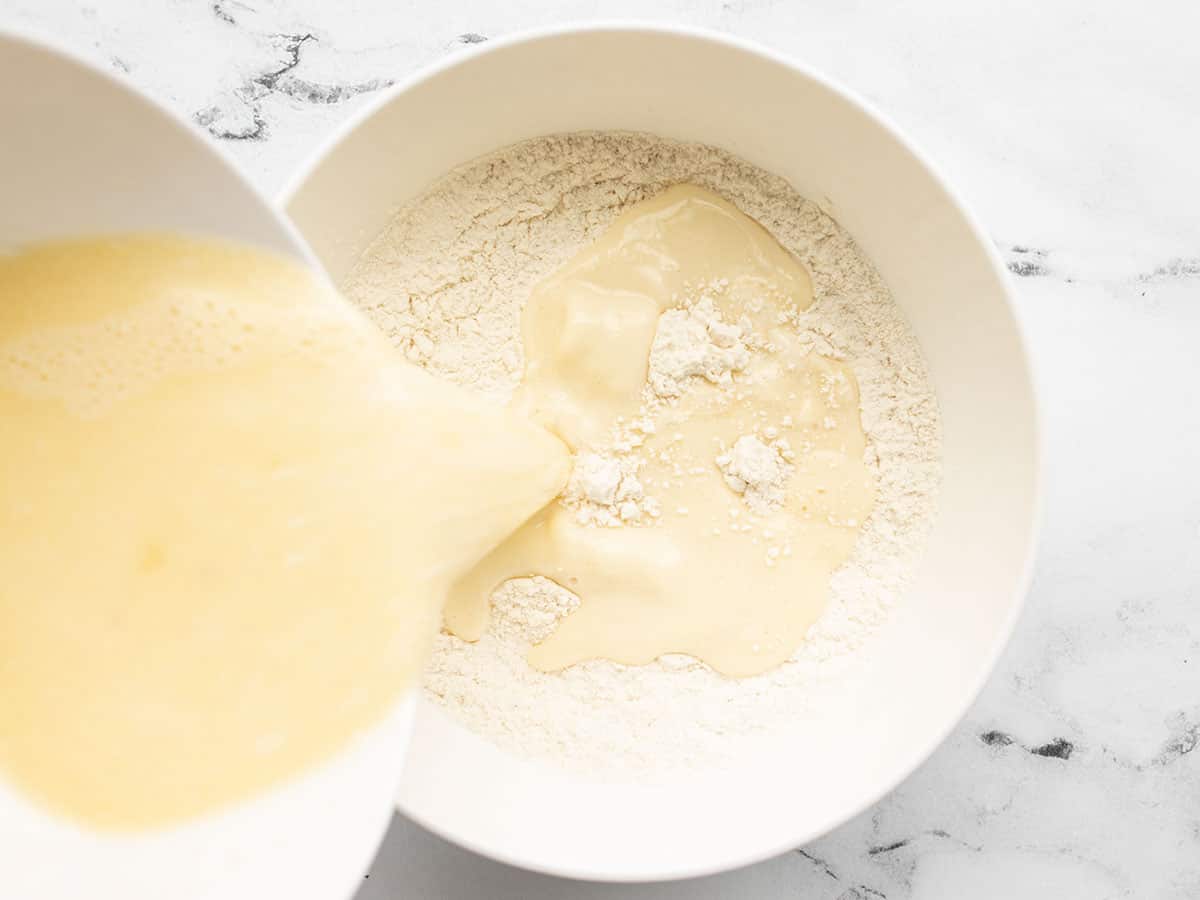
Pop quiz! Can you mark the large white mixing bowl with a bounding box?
[283,24,1040,882]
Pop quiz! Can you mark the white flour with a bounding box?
[564,452,647,526]
[647,293,751,397]
[717,435,790,514]
[343,132,942,773]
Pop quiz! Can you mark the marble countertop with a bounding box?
[6,1,1198,896]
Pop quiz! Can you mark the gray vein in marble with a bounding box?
[195,12,393,142]
[794,846,890,899]
[1138,257,1200,282]
[1006,245,1050,277]
[867,839,910,856]
[796,848,839,880]
[1148,713,1199,768]
[979,729,1075,760]
[1029,737,1074,760]
[999,242,1200,289]
[979,729,1015,747]
[844,888,887,900]
[212,1,238,26]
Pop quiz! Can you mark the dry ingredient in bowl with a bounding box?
[444,183,877,679]
[344,132,942,772]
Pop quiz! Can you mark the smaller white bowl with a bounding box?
[284,24,1040,882]
[0,29,413,900]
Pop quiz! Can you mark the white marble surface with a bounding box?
[6,1,1199,896]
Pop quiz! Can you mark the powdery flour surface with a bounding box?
[343,132,942,773]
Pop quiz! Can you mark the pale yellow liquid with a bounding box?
[0,236,569,829]
[445,185,875,677]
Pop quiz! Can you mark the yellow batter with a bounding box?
[445,185,875,677]
[0,236,569,830]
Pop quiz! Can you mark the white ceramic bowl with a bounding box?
[0,29,413,900]
[284,24,1040,882]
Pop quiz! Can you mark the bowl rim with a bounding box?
[279,20,1043,882]
[0,24,320,271]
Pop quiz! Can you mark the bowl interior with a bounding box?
[0,30,412,900]
[285,26,1038,881]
